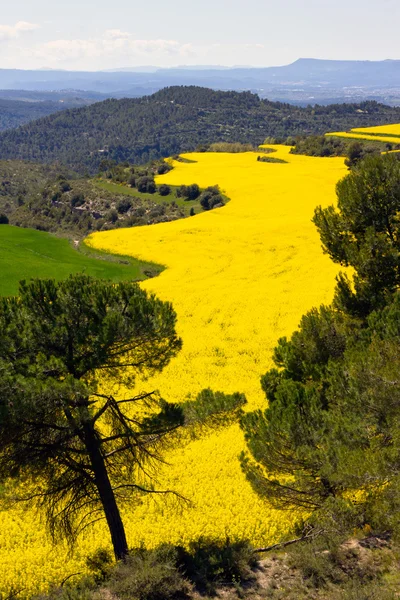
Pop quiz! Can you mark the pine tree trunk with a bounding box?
[82,423,129,561]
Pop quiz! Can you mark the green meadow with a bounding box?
[0,225,162,297]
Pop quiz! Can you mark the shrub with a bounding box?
[108,545,190,600]
[157,162,172,175]
[32,576,96,600]
[288,543,346,589]
[263,136,277,145]
[60,182,72,193]
[94,218,105,231]
[137,176,156,193]
[199,186,225,211]
[149,205,166,218]
[176,184,200,201]
[208,142,254,153]
[133,206,146,218]
[117,198,132,214]
[178,536,257,594]
[70,193,85,208]
[0,214,9,224]
[51,191,62,203]
[158,184,171,196]
[147,181,156,194]
[107,209,118,223]
[257,155,288,164]
[86,548,113,583]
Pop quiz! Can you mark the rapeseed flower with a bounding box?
[0,146,348,595]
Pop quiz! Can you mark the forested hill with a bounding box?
[1,86,400,173]
[0,97,91,132]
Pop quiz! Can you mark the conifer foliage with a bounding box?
[0,275,245,560]
[241,153,400,539]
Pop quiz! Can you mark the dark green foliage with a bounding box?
[286,537,394,592]
[32,577,96,600]
[199,186,225,211]
[137,176,156,193]
[257,155,288,164]
[178,537,256,594]
[33,537,258,600]
[109,546,190,600]
[1,87,400,173]
[157,162,173,175]
[176,184,200,201]
[291,135,382,163]
[85,548,114,583]
[208,142,254,152]
[0,213,8,224]
[70,193,85,208]
[0,159,184,238]
[242,293,400,524]
[182,388,246,430]
[0,97,90,132]
[32,534,400,600]
[0,275,245,560]
[0,275,183,559]
[288,542,348,589]
[345,141,366,168]
[189,207,195,216]
[158,183,171,196]
[116,197,132,214]
[241,153,400,544]
[99,159,116,172]
[313,153,400,316]
[107,208,118,223]
[60,182,72,193]
[291,135,348,157]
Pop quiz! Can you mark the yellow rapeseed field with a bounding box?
[0,146,348,596]
[326,123,400,145]
[351,123,400,136]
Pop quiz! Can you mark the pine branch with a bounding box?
[254,528,323,553]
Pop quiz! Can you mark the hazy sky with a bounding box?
[1,0,399,71]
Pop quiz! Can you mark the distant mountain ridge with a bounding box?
[0,58,400,97]
[1,86,400,173]
[1,58,400,106]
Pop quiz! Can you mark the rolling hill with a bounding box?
[1,86,400,173]
[0,225,160,296]
[0,96,95,131]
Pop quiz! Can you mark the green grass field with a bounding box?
[0,225,162,297]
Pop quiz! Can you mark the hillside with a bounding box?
[1,87,400,173]
[0,160,196,238]
[0,97,92,131]
[0,225,160,296]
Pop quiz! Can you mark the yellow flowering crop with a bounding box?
[0,146,348,595]
[351,123,400,136]
[326,123,400,145]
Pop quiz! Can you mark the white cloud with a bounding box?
[104,29,131,40]
[17,29,266,69]
[0,21,39,42]
[33,30,194,66]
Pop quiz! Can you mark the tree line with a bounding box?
[1,86,400,173]
[241,152,400,544]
